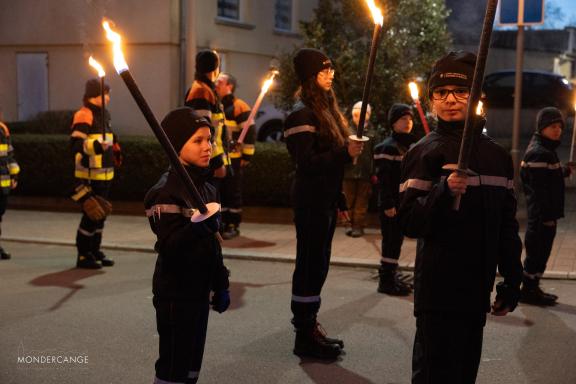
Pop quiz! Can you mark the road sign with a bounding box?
[499,0,545,25]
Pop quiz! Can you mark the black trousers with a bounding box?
[221,158,243,228]
[153,297,210,384]
[379,211,404,272]
[412,313,485,384]
[291,207,337,329]
[75,180,111,255]
[524,217,557,276]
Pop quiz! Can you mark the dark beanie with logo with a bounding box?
[388,103,414,128]
[536,107,565,132]
[427,51,477,96]
[161,107,214,154]
[293,48,333,83]
[195,50,220,74]
[84,78,110,99]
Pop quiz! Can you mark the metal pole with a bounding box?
[511,24,525,187]
[356,24,381,139]
[100,76,106,141]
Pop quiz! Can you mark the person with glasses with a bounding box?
[284,48,363,360]
[398,51,523,383]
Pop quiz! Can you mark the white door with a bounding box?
[17,53,49,121]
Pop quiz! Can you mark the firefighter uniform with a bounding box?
[220,93,255,237]
[520,107,570,305]
[70,96,116,268]
[0,121,19,260]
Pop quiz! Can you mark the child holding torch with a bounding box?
[284,48,363,360]
[398,51,523,382]
[0,108,19,260]
[145,107,230,384]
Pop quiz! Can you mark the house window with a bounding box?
[218,0,240,20]
[275,0,292,31]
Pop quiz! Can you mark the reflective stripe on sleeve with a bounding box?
[291,294,321,303]
[374,153,403,161]
[399,179,433,193]
[520,161,561,170]
[284,125,316,138]
[144,204,197,218]
[381,257,399,265]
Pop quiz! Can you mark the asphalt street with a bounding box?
[1,242,576,384]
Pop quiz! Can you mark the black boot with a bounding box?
[0,246,11,260]
[314,322,344,348]
[222,224,240,240]
[520,277,557,306]
[293,327,342,360]
[377,269,412,296]
[76,253,102,269]
[93,250,115,267]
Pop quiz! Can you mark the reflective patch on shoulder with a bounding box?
[72,107,93,126]
[374,153,403,161]
[284,125,316,138]
[399,178,433,192]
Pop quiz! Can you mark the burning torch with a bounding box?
[453,0,499,210]
[408,82,430,135]
[569,103,576,166]
[237,70,278,144]
[350,0,383,144]
[88,56,107,141]
[102,20,218,220]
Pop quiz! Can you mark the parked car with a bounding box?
[254,104,286,142]
[483,70,575,114]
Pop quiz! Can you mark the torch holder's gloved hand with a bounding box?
[191,211,221,237]
[211,289,230,313]
[495,281,520,312]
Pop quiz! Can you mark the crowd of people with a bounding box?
[0,46,573,383]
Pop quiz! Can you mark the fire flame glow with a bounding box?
[88,56,105,78]
[261,71,279,94]
[102,19,128,73]
[408,82,419,101]
[476,101,484,116]
[365,0,384,26]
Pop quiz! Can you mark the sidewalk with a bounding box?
[2,190,576,279]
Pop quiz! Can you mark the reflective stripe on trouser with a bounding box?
[379,211,404,273]
[523,217,557,276]
[75,180,110,255]
[221,158,243,228]
[291,207,337,329]
[153,297,209,384]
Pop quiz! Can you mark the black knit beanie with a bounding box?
[293,48,332,83]
[196,50,220,74]
[161,107,214,154]
[84,78,110,99]
[427,51,476,96]
[388,103,414,128]
[536,107,565,132]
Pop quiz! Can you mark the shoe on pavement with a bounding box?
[349,228,364,238]
[293,328,342,360]
[378,272,413,296]
[222,227,240,240]
[314,322,344,348]
[93,250,115,267]
[0,247,11,260]
[76,253,102,269]
[520,285,557,306]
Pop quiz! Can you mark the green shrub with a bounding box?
[10,135,293,206]
[7,110,75,134]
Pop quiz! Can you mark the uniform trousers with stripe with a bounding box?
[221,158,243,229]
[153,297,209,384]
[379,211,404,273]
[524,217,557,276]
[76,180,111,255]
[291,207,337,330]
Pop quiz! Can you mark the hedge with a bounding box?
[10,135,293,206]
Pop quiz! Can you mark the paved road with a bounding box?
[1,243,576,384]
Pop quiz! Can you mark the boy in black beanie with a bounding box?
[373,103,416,296]
[145,107,230,384]
[398,51,523,383]
[520,107,573,305]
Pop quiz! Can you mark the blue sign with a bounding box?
[499,0,544,25]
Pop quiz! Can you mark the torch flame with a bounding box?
[365,0,384,26]
[476,101,484,116]
[261,71,278,93]
[102,19,129,73]
[408,82,419,101]
[88,56,105,78]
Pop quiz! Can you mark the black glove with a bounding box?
[210,290,230,313]
[495,281,520,312]
[191,212,221,237]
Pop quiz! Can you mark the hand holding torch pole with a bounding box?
[102,20,217,220]
[88,56,107,142]
[453,0,499,210]
[408,82,430,135]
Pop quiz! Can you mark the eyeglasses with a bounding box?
[431,87,470,101]
[318,68,335,76]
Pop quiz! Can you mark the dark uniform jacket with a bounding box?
[144,167,229,300]
[0,122,20,194]
[521,133,569,222]
[284,101,352,210]
[70,103,115,181]
[185,78,227,169]
[399,119,523,316]
[221,94,256,162]
[373,132,416,210]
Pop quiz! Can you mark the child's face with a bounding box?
[316,68,335,91]
[393,114,413,134]
[88,92,110,107]
[541,122,563,141]
[431,85,470,122]
[179,127,212,167]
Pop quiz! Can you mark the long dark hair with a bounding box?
[296,79,349,147]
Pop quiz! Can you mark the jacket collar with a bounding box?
[533,133,560,151]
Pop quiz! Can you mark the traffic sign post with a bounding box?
[499,0,545,26]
